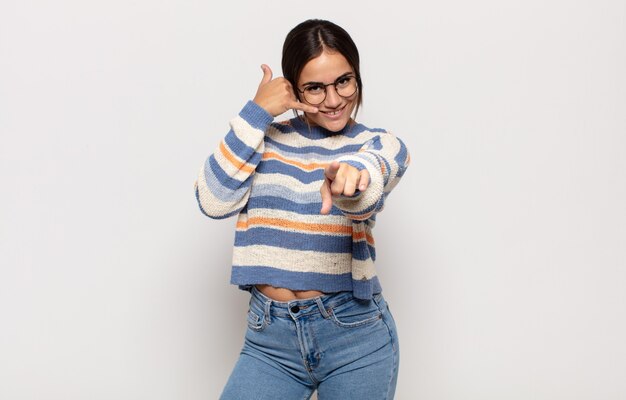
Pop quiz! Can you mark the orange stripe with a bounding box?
[237,217,375,245]
[237,217,352,234]
[353,230,375,245]
[262,151,329,171]
[219,141,255,174]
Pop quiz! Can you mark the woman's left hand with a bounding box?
[320,161,370,215]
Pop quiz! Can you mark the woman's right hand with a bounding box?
[253,64,319,117]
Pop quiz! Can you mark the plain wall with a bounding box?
[1,0,625,398]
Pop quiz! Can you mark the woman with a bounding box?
[194,19,410,399]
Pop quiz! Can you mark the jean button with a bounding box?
[290,305,300,313]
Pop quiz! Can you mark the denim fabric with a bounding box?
[220,286,400,399]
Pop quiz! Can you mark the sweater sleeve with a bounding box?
[194,101,273,219]
[331,131,411,221]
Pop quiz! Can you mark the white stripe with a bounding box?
[252,172,324,192]
[251,183,319,204]
[350,258,377,280]
[232,245,352,274]
[267,125,382,150]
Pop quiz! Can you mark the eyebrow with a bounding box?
[301,72,353,87]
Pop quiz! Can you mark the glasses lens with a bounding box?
[303,90,325,105]
[337,77,358,98]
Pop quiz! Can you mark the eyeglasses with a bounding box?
[297,75,358,105]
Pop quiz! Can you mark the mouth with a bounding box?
[319,104,347,119]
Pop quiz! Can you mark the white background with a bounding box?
[1,0,625,399]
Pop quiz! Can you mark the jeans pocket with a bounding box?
[329,299,383,328]
[246,308,267,332]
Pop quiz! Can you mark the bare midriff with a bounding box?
[255,284,325,301]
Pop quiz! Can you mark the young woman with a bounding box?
[194,19,410,399]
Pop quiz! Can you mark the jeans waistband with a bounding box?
[249,286,373,319]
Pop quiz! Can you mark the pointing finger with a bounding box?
[289,101,318,114]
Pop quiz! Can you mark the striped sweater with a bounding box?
[194,101,410,299]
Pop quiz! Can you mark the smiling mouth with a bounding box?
[320,105,346,116]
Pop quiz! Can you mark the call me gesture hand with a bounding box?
[253,64,319,117]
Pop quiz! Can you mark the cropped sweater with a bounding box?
[194,101,410,299]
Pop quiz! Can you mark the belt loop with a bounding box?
[264,299,272,325]
[315,297,330,318]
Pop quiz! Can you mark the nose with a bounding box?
[324,85,342,108]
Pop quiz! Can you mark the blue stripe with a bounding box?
[288,119,372,140]
[235,227,352,253]
[231,266,382,299]
[223,129,259,161]
[352,238,375,261]
[247,195,345,216]
[232,267,354,292]
[351,276,382,299]
[369,135,384,150]
[338,194,379,217]
[239,101,274,131]
[340,159,367,172]
[271,122,296,134]
[251,184,319,204]
[394,137,410,178]
[265,135,364,156]
[203,156,254,203]
[368,243,376,261]
[206,154,256,192]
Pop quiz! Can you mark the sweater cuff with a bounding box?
[239,100,274,131]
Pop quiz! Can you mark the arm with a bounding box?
[330,132,411,221]
[194,101,273,219]
[195,64,318,219]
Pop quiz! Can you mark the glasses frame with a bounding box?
[297,75,359,106]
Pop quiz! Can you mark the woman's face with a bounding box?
[297,50,358,132]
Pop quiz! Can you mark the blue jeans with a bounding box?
[220,286,400,399]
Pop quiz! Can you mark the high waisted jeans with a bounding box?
[220,286,400,399]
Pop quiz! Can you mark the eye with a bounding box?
[336,76,352,88]
[305,85,324,94]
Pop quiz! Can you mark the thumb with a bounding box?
[260,64,273,85]
[320,177,333,215]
